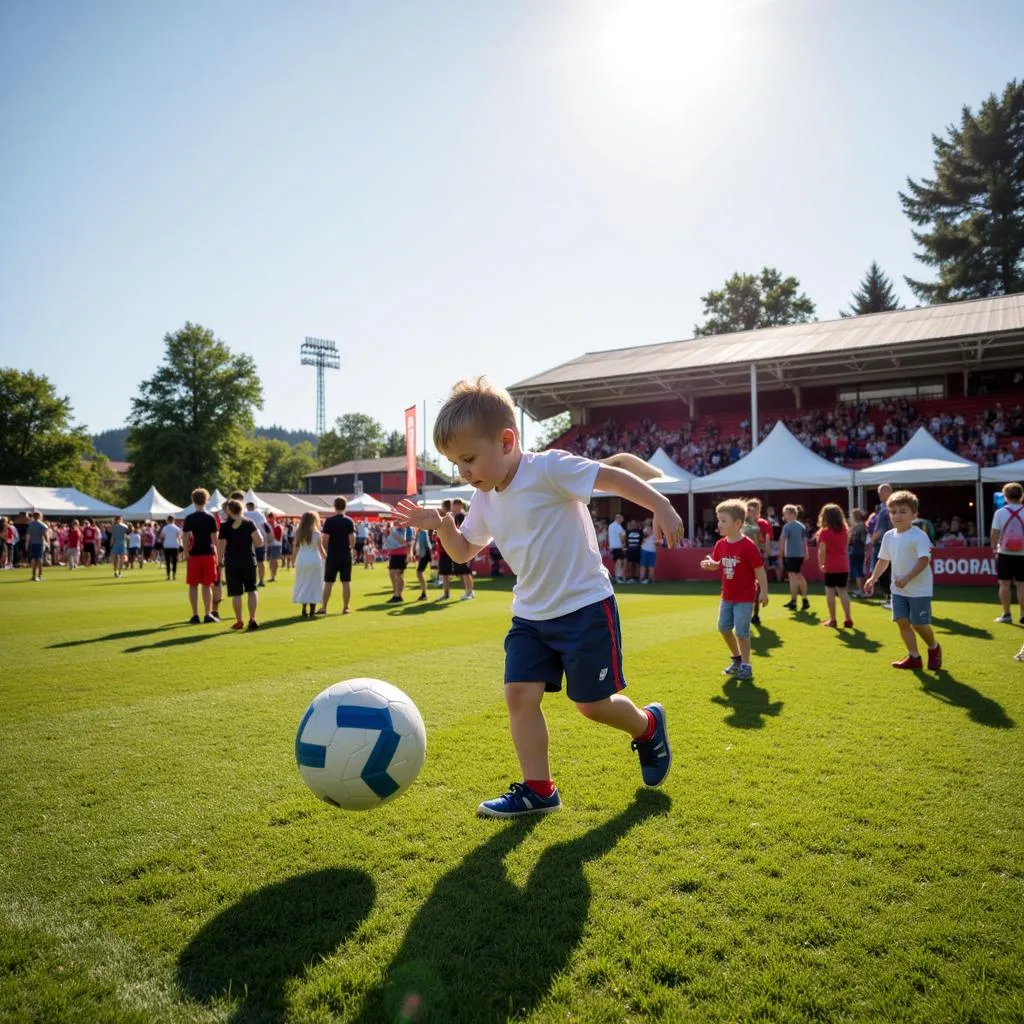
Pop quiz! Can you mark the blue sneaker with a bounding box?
[476,782,562,819]
[722,659,742,676]
[632,703,671,787]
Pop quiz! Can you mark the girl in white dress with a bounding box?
[292,511,326,618]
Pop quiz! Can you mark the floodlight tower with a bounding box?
[300,337,340,436]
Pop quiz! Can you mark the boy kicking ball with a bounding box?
[701,500,770,680]
[392,377,683,818]
[863,489,942,670]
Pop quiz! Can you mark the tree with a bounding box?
[81,455,128,507]
[258,439,317,492]
[381,429,406,457]
[126,323,264,504]
[693,267,816,336]
[840,261,903,316]
[535,412,572,449]
[900,79,1024,302]
[316,413,387,467]
[0,368,94,486]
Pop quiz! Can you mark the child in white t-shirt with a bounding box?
[393,377,683,818]
[864,489,941,670]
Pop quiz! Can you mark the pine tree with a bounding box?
[840,261,903,317]
[900,79,1024,302]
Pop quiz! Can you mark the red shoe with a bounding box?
[891,654,923,670]
[821,619,837,628]
[231,620,244,630]
[843,619,854,628]
[927,644,942,670]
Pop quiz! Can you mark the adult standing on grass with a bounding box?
[217,499,263,631]
[318,497,355,615]
[413,526,432,601]
[81,519,99,566]
[26,511,50,582]
[991,481,1024,624]
[384,521,409,603]
[159,515,182,580]
[292,511,326,618]
[780,504,809,612]
[608,513,626,583]
[109,515,129,578]
[183,489,220,625]
[870,483,894,610]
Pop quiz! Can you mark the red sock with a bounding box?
[526,779,555,798]
[634,709,657,742]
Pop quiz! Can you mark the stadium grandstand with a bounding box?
[509,293,1024,541]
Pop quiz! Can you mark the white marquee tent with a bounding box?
[853,427,980,486]
[0,485,122,517]
[243,488,282,515]
[344,493,393,515]
[690,422,855,494]
[981,458,1024,484]
[120,485,181,519]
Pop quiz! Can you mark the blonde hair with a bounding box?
[598,452,664,481]
[716,500,746,524]
[433,377,517,452]
[887,489,919,513]
[295,511,319,546]
[782,504,799,517]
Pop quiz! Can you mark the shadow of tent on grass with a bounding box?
[177,867,375,1024]
[711,677,784,729]
[350,788,670,1024]
[917,669,1015,729]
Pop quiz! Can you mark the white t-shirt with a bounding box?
[160,524,182,549]
[641,532,657,553]
[607,521,626,551]
[991,503,1024,555]
[245,509,269,533]
[878,525,933,597]
[460,450,612,621]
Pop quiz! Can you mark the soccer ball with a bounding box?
[295,678,426,810]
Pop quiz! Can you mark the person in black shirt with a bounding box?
[625,520,643,583]
[182,488,221,624]
[217,499,264,631]
[318,496,355,615]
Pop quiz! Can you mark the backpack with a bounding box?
[1002,506,1024,552]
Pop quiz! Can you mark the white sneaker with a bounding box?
[460,592,474,601]
[881,600,892,610]
[995,613,1013,624]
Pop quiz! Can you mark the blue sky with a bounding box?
[1,0,1021,456]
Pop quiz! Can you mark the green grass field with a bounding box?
[1,564,1022,1023]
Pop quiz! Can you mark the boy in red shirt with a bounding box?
[702,499,770,680]
[816,503,853,629]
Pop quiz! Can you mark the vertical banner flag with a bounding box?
[404,405,417,496]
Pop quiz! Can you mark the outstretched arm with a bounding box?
[593,465,683,546]
[391,500,484,565]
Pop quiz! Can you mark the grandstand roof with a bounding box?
[509,293,1024,420]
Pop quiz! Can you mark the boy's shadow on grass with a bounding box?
[352,788,670,1024]
[48,624,182,649]
[915,669,1015,729]
[711,677,784,729]
[177,867,375,1024]
[750,623,782,657]
[931,615,992,640]
[837,628,883,654]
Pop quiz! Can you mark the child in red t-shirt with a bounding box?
[816,503,853,629]
[701,499,770,680]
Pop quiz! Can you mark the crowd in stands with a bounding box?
[565,398,1024,474]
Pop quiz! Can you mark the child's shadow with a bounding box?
[837,628,883,653]
[711,677,784,729]
[176,867,375,1023]
[917,669,1015,729]
[931,615,993,640]
[750,623,783,657]
[351,789,670,1024]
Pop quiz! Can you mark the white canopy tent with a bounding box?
[344,493,393,516]
[208,489,225,512]
[0,485,122,518]
[435,482,476,502]
[243,488,282,515]
[855,426,982,528]
[691,421,854,492]
[981,459,1024,484]
[120,485,181,519]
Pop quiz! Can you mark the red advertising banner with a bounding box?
[404,406,417,496]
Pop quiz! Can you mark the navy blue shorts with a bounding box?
[504,595,626,703]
